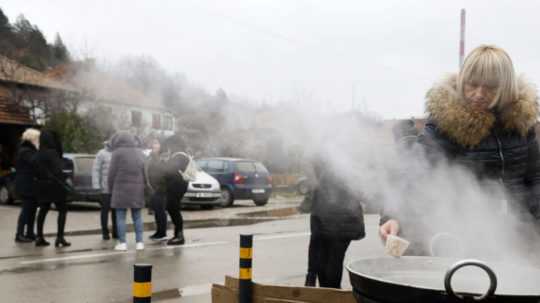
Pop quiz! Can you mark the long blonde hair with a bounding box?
[457,45,519,109]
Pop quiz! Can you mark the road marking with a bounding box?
[255,232,310,240]
[20,252,126,265]
[18,232,310,265]
[20,241,228,265]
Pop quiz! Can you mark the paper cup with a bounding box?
[385,234,410,257]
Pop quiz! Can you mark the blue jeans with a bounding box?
[115,208,143,243]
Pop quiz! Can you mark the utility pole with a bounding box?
[459,9,466,68]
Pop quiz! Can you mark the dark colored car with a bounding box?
[196,157,272,207]
[62,153,101,203]
[0,153,101,204]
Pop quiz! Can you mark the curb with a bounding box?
[44,207,300,238]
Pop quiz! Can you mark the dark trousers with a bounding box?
[151,191,168,236]
[307,216,322,282]
[16,198,37,237]
[307,234,321,270]
[37,200,68,238]
[100,194,117,238]
[166,185,187,237]
[317,236,351,289]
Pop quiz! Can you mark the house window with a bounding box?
[152,114,161,129]
[131,110,142,127]
[163,115,173,131]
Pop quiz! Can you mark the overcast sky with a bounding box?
[2,1,540,118]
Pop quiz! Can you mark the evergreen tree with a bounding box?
[13,14,50,70]
[0,8,9,32]
[0,8,15,56]
[52,33,70,64]
[0,9,72,69]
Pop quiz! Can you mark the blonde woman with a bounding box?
[379,45,540,253]
[14,128,40,243]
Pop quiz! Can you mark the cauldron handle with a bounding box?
[444,259,497,301]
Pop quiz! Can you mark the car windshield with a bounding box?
[195,160,207,169]
[204,160,227,173]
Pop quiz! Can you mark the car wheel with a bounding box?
[253,198,269,206]
[297,181,309,195]
[0,185,13,204]
[220,188,234,207]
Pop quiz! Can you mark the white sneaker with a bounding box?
[136,242,144,251]
[114,242,127,251]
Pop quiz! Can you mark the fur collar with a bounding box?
[425,74,539,147]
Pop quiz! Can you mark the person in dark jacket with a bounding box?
[307,160,365,289]
[379,45,540,254]
[33,130,70,247]
[145,139,169,241]
[108,132,146,251]
[14,128,40,243]
[163,151,190,246]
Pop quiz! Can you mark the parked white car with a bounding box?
[181,169,222,209]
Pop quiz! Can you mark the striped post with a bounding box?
[133,264,152,303]
[239,234,253,303]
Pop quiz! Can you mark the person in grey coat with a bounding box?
[108,132,146,251]
[92,140,117,240]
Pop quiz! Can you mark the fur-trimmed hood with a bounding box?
[425,74,539,147]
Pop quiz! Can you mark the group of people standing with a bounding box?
[14,129,190,252]
[303,45,540,289]
[14,129,71,247]
[91,133,189,251]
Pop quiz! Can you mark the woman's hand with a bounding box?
[379,219,400,241]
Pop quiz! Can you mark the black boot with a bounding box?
[102,232,111,240]
[55,208,70,247]
[55,237,71,248]
[167,230,185,246]
[35,237,50,247]
[15,234,33,243]
[305,272,317,287]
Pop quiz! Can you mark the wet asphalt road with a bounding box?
[0,212,384,303]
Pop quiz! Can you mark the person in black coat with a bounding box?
[379,45,540,254]
[33,130,70,247]
[163,151,190,246]
[307,161,365,289]
[14,128,40,243]
[145,139,169,241]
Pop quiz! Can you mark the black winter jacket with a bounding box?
[381,75,540,225]
[14,141,37,199]
[311,169,365,240]
[421,120,540,216]
[33,131,67,203]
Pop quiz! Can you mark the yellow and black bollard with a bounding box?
[239,234,253,303]
[133,264,152,303]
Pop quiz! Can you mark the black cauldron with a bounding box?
[347,257,540,302]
